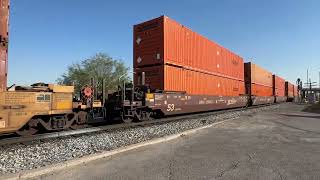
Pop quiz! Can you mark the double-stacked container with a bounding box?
[285,82,294,101]
[0,0,9,92]
[244,62,274,105]
[273,75,286,102]
[133,16,245,97]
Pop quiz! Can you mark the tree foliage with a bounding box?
[57,53,130,93]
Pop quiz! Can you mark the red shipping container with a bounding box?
[134,65,245,96]
[133,16,244,81]
[244,62,273,97]
[273,75,285,97]
[0,0,9,92]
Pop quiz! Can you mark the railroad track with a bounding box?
[0,103,277,146]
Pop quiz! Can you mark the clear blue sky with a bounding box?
[8,0,320,86]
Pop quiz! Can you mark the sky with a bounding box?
[8,0,320,86]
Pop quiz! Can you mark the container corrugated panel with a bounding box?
[244,62,273,97]
[249,63,273,87]
[133,16,164,68]
[134,65,164,90]
[273,75,285,97]
[285,82,294,97]
[250,84,273,97]
[134,65,245,96]
[133,16,244,81]
[0,0,9,92]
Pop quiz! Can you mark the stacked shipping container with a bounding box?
[273,75,286,102]
[273,75,285,97]
[244,62,274,105]
[285,82,294,99]
[244,62,273,96]
[0,0,9,92]
[134,16,245,96]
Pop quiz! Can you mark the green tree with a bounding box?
[57,53,130,93]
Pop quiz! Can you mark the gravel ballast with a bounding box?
[0,105,279,175]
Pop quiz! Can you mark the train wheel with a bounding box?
[70,111,87,130]
[16,119,39,136]
[121,113,133,123]
[122,117,133,123]
[137,111,153,121]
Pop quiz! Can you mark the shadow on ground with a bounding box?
[302,104,320,114]
[279,114,320,119]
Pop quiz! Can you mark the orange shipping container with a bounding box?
[244,62,273,97]
[250,84,273,97]
[133,16,244,81]
[134,65,245,96]
[285,82,294,97]
[273,75,285,97]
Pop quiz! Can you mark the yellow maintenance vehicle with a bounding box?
[0,0,105,135]
[0,84,76,135]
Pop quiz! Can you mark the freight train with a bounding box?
[0,1,298,136]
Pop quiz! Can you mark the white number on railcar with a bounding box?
[167,104,175,111]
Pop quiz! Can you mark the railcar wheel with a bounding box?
[16,127,38,136]
[122,117,133,123]
[70,111,88,130]
[16,119,39,136]
[121,113,133,123]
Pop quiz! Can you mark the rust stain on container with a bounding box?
[133,16,244,81]
[0,0,9,92]
[244,62,273,97]
[273,75,285,97]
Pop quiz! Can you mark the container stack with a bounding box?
[285,82,294,100]
[0,0,9,92]
[273,75,286,102]
[134,16,245,97]
[244,63,273,97]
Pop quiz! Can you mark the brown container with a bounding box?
[273,75,285,97]
[133,16,244,81]
[244,62,273,97]
[285,82,294,98]
[0,0,9,92]
[135,65,245,96]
